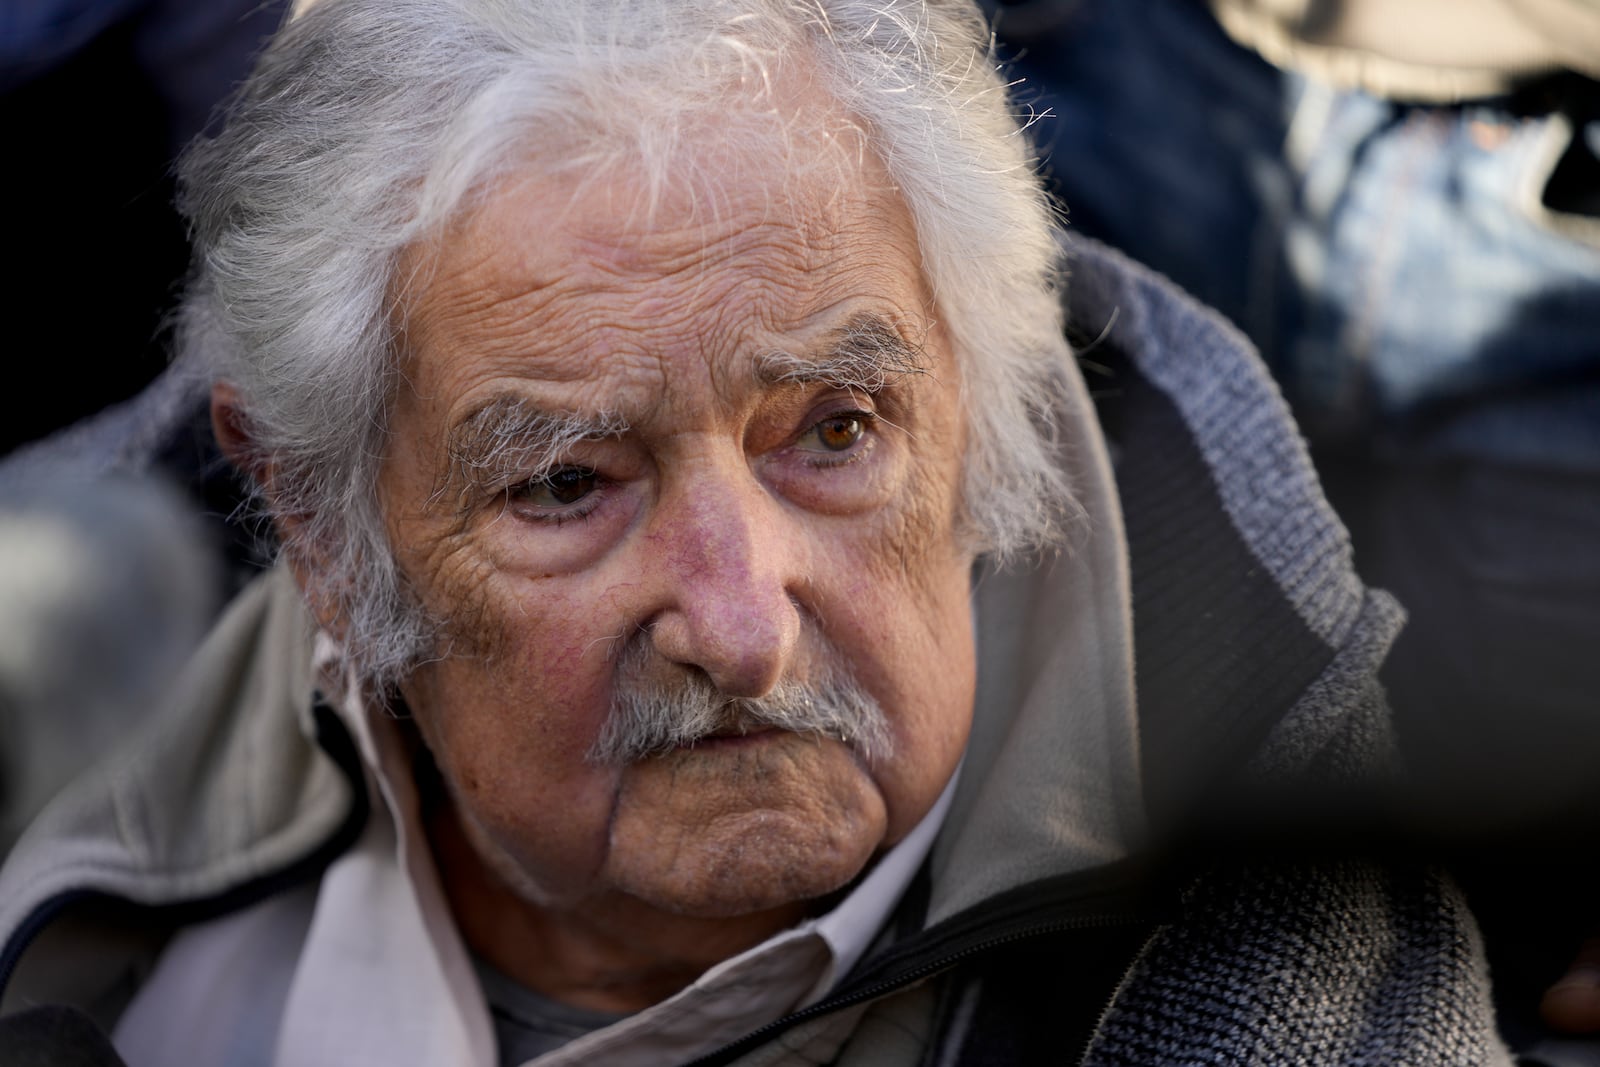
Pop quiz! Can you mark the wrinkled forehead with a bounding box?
[394,74,932,337]
[395,134,934,381]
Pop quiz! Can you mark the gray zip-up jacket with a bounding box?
[0,236,1512,1065]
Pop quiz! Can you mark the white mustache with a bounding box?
[586,650,892,766]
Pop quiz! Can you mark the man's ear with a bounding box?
[210,381,259,480]
[211,382,348,639]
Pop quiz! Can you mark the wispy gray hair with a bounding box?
[179,0,1078,687]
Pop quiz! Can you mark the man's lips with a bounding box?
[687,724,783,747]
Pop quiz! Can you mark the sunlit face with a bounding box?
[377,119,977,929]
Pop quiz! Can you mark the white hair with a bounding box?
[179,0,1077,687]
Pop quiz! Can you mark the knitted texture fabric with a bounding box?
[1082,860,1507,1066]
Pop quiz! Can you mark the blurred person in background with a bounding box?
[0,470,219,853]
[985,0,1600,1058]
[1,0,288,454]
[0,0,278,883]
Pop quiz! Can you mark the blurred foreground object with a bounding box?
[0,470,219,852]
[0,0,287,455]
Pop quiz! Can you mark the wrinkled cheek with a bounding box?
[399,576,637,898]
[449,571,621,727]
[884,686,973,839]
[826,541,976,842]
[403,649,624,903]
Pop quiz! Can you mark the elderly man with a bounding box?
[0,0,1510,1064]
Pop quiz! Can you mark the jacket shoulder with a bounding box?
[0,567,360,1017]
[1063,236,1404,824]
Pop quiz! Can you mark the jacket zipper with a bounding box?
[1073,924,1163,1067]
[682,908,1154,1067]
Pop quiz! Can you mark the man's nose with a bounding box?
[645,466,804,698]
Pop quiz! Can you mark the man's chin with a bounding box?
[605,731,889,919]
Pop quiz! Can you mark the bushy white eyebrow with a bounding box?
[441,397,629,504]
[754,313,929,392]
[435,315,920,509]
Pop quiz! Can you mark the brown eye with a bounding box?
[520,467,597,507]
[799,414,868,454]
